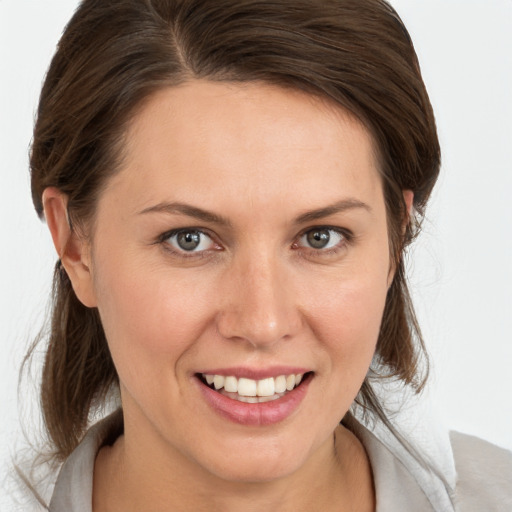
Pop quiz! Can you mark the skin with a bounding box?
[43,81,411,511]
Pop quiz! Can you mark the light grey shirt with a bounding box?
[48,411,512,512]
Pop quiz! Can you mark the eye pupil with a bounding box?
[307,229,330,249]
[177,231,201,251]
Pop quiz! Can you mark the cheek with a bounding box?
[322,284,385,351]
[91,252,216,381]
[302,261,389,374]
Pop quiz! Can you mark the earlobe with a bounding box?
[401,189,414,239]
[403,190,414,225]
[42,187,97,308]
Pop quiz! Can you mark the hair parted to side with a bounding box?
[29,0,440,460]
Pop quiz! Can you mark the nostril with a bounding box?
[214,276,302,347]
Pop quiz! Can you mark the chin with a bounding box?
[190,435,312,484]
[207,455,304,484]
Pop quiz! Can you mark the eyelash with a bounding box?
[157,226,353,259]
[157,228,221,259]
[294,226,352,257]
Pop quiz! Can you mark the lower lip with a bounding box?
[196,374,312,426]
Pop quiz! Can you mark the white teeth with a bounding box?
[274,375,287,393]
[213,375,225,390]
[237,395,259,403]
[236,394,284,403]
[257,394,282,402]
[257,377,275,397]
[202,372,306,397]
[224,376,238,393]
[238,377,257,397]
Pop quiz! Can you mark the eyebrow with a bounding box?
[138,202,232,227]
[294,198,372,224]
[138,197,371,226]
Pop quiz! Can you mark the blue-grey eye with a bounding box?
[167,230,214,252]
[300,228,344,250]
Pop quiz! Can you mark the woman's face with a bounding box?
[85,81,392,482]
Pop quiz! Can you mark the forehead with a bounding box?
[103,80,383,219]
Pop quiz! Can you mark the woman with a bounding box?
[23,0,511,510]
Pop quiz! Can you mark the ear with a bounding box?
[402,189,414,232]
[387,190,415,287]
[42,187,97,307]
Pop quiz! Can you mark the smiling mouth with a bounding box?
[197,372,312,403]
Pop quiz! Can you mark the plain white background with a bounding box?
[1,0,511,506]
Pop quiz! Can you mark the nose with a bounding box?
[215,251,302,348]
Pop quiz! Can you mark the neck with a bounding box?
[93,413,374,512]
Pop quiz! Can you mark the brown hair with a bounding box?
[29,0,440,460]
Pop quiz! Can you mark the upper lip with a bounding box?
[195,366,312,380]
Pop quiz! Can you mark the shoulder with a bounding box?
[450,431,512,511]
[48,410,123,512]
[350,410,512,512]
[348,415,455,511]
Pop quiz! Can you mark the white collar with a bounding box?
[49,398,456,512]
